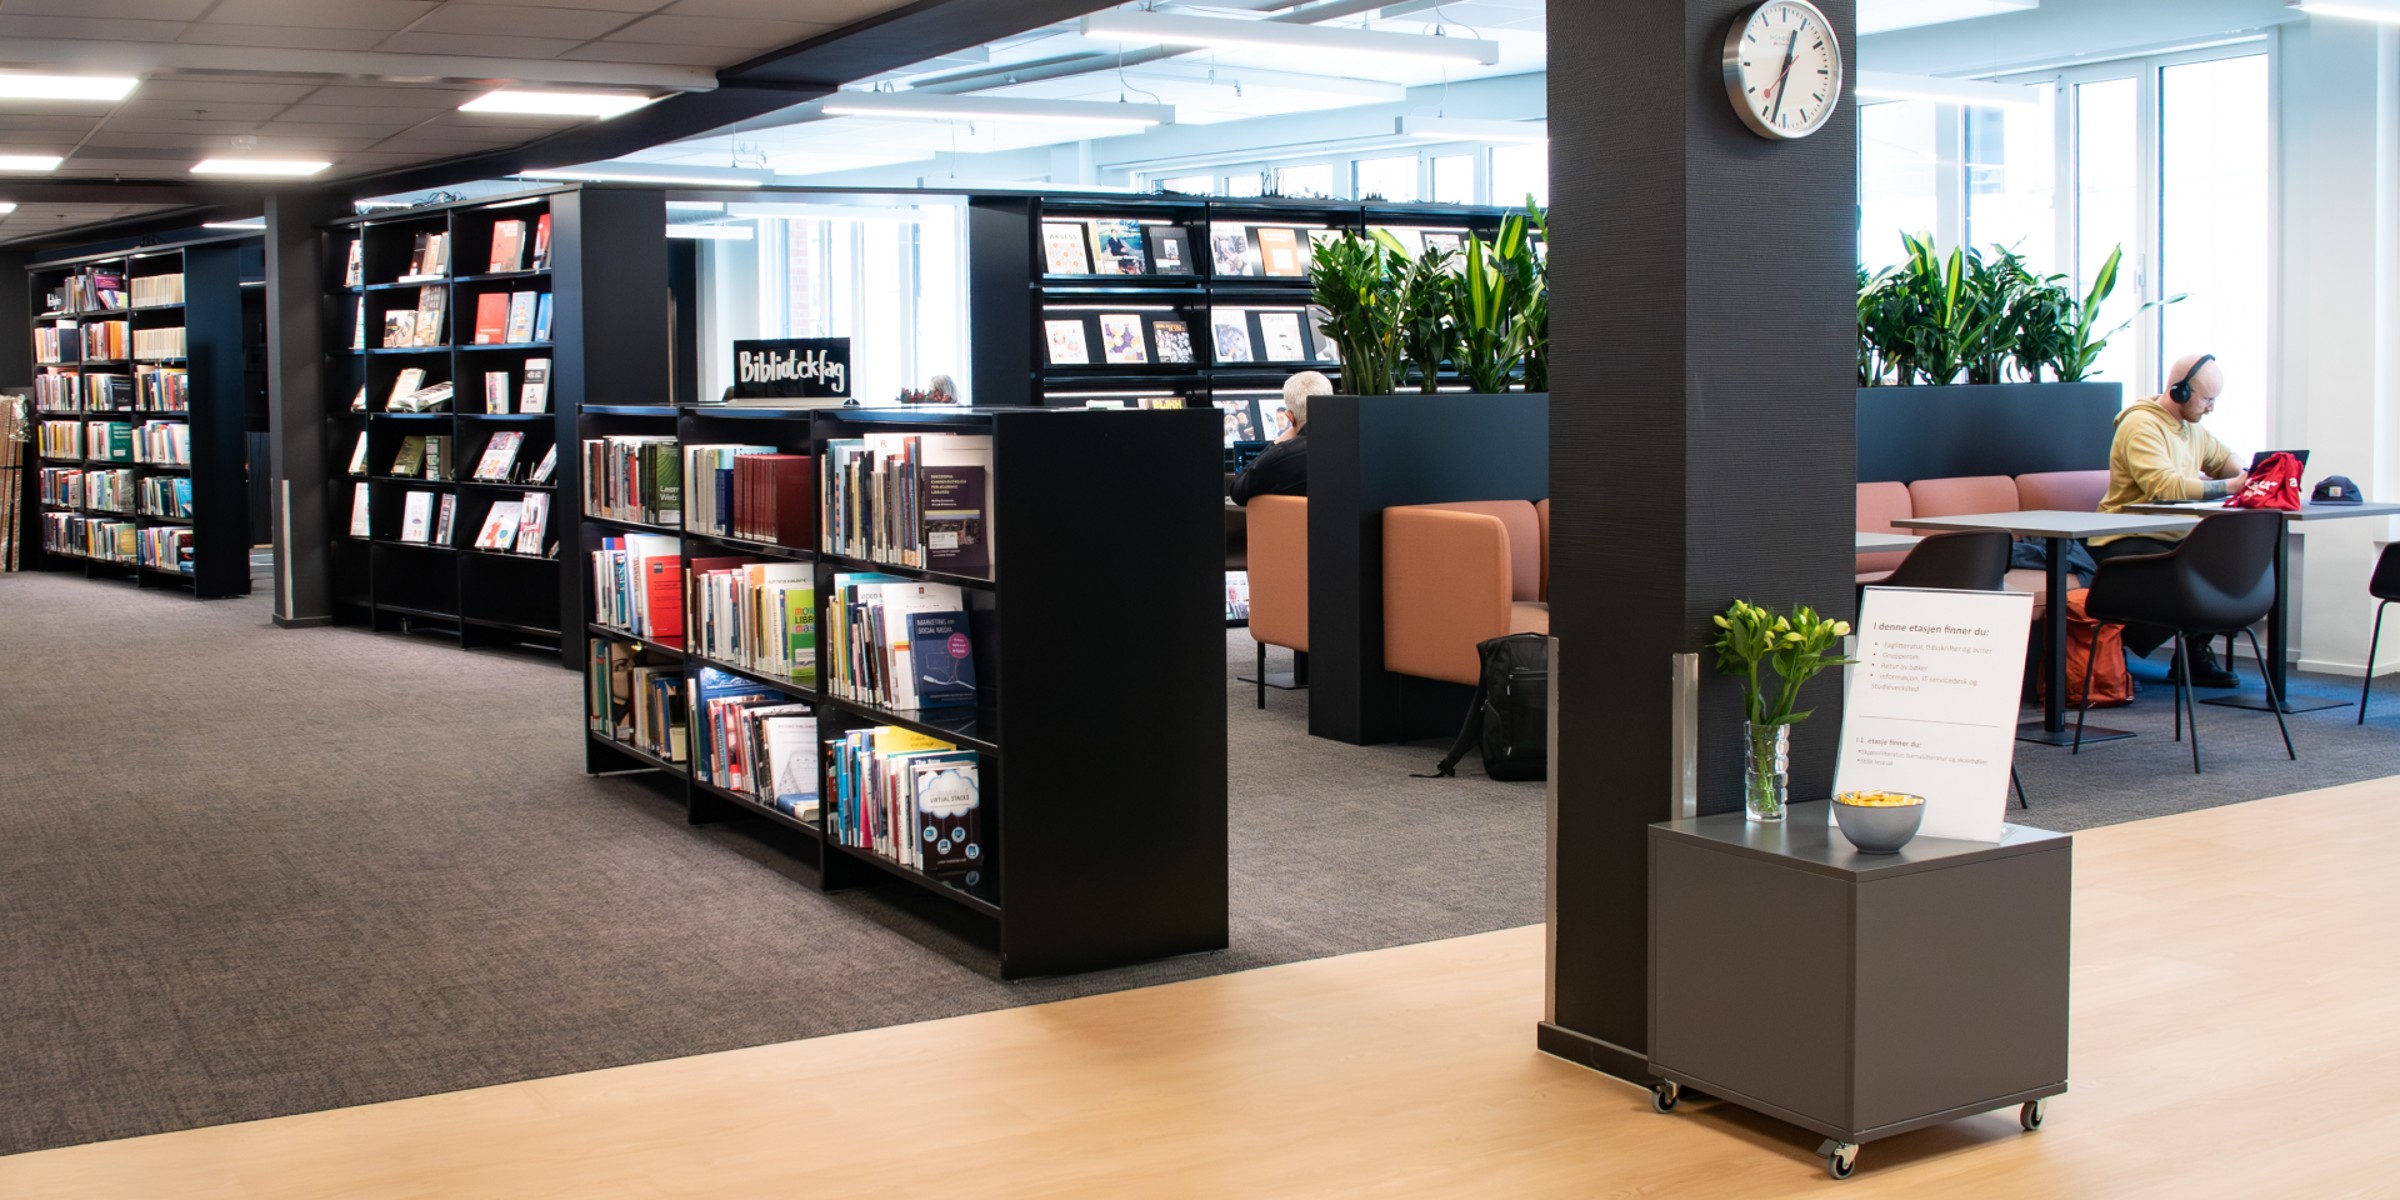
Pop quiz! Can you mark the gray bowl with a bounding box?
[1834,799,1925,854]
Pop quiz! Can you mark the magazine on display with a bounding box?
[1044,319,1090,365]
[1087,219,1148,275]
[1257,227,1305,277]
[1257,311,1307,362]
[1211,310,1253,364]
[1152,320,1194,364]
[1098,314,1148,365]
[1149,226,1194,275]
[1041,223,1091,275]
[1210,228,1255,276]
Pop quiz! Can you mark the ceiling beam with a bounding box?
[723,0,1115,87]
[0,39,718,92]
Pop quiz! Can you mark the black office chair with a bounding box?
[1863,530,2029,808]
[2361,542,2400,723]
[2074,510,2295,772]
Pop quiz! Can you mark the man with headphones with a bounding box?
[2091,351,2249,687]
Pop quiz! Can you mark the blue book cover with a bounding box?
[691,667,775,785]
[534,291,554,342]
[907,611,977,708]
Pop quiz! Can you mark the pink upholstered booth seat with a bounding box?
[1247,496,1309,656]
[1384,500,1548,687]
[2015,469,2112,515]
[1856,482,1914,583]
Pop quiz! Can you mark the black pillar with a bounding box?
[1541,0,1860,1081]
[264,190,346,626]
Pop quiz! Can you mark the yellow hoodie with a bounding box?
[2094,398,2238,545]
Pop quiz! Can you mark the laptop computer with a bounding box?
[2148,450,2307,507]
[1231,440,1272,475]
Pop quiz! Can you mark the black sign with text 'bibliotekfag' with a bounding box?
[732,338,851,399]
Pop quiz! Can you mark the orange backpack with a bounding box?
[2040,587,2136,707]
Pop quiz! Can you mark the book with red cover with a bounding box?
[488,219,526,274]
[645,555,685,641]
[731,454,816,548]
[472,293,508,344]
[532,213,553,270]
[686,556,750,661]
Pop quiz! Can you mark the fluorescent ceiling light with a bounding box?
[2291,0,2400,21]
[0,155,62,172]
[203,217,268,229]
[1396,117,1547,144]
[0,74,138,102]
[820,93,1174,127]
[666,224,754,240]
[1080,11,1500,66]
[191,159,330,176]
[0,203,16,215]
[1857,0,2038,36]
[1855,71,2041,109]
[461,90,657,118]
[520,167,764,187]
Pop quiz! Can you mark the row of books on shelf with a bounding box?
[1042,306,1333,367]
[692,559,815,684]
[592,533,683,639]
[686,445,813,545]
[342,214,550,288]
[588,641,694,766]
[345,431,559,485]
[1042,217,1488,279]
[139,527,193,574]
[350,362,551,414]
[830,726,982,879]
[355,370,454,414]
[144,475,193,519]
[360,289,555,351]
[583,436,680,527]
[476,363,550,413]
[397,230,449,282]
[823,432,993,575]
[35,321,126,363]
[134,421,190,466]
[54,271,127,313]
[133,327,185,359]
[39,467,131,511]
[40,367,193,414]
[348,482,552,553]
[825,574,980,712]
[131,273,184,307]
[41,512,135,561]
[37,420,166,463]
[694,671,817,817]
[374,288,446,348]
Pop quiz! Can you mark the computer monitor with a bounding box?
[1231,440,1271,475]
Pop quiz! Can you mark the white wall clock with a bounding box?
[1722,0,1843,140]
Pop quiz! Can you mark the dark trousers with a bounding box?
[2086,536,2189,657]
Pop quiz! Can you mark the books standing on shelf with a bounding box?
[682,443,771,537]
[1150,226,1194,276]
[347,431,369,475]
[351,385,367,412]
[604,643,689,763]
[534,292,553,343]
[530,443,558,485]
[382,310,417,349]
[504,291,539,344]
[388,368,426,408]
[130,274,184,307]
[472,293,508,344]
[1099,314,1148,365]
[590,532,682,638]
[434,493,457,545]
[84,421,133,462]
[473,432,524,482]
[483,371,511,413]
[1257,310,1307,362]
[90,271,126,311]
[136,366,188,411]
[79,320,130,360]
[1043,319,1089,366]
[37,420,79,457]
[392,436,427,478]
[520,358,551,412]
[401,231,447,280]
[532,213,553,271]
[138,527,193,574]
[1041,222,1091,275]
[413,287,446,347]
[133,421,190,467]
[1088,219,1147,275]
[825,575,972,712]
[344,239,364,288]
[1211,228,1257,276]
[1258,227,1305,277]
[734,454,816,546]
[906,610,978,709]
[1212,310,1254,363]
[489,219,528,273]
[350,481,372,537]
[692,559,816,683]
[132,327,186,359]
[1153,320,1194,364]
[424,435,449,481]
[830,727,980,878]
[475,501,521,550]
[139,475,193,520]
[353,300,366,350]
[582,436,680,526]
[822,432,994,574]
[691,670,815,815]
[513,492,550,555]
[399,490,435,543]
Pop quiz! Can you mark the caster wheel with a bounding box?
[1650,1082,1680,1113]
[2021,1099,2046,1131]
[1826,1143,1859,1180]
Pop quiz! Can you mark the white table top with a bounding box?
[1854,531,1923,554]
[1893,509,2204,540]
[2120,499,2400,521]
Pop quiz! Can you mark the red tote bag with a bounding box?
[2226,452,2305,511]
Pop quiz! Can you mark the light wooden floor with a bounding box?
[7,777,2399,1198]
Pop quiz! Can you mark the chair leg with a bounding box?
[2177,637,2202,774]
[2072,636,2099,754]
[2363,603,2388,726]
[2011,765,2028,809]
[2171,635,2184,743]
[2244,627,2296,761]
[1256,642,1266,710]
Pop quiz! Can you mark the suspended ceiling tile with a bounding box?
[374,30,589,57]
[556,41,742,66]
[404,3,644,38]
[199,0,441,30]
[178,23,400,51]
[1,0,214,18]
[299,84,486,109]
[130,80,321,104]
[279,105,441,130]
[93,117,301,136]
[602,13,828,48]
[0,115,107,133]
[659,0,899,19]
[368,133,527,154]
[444,0,668,10]
[111,99,297,122]
[0,13,190,41]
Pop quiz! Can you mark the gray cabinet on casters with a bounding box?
[1646,802,2071,1180]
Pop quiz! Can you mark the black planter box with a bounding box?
[1857,382,2123,484]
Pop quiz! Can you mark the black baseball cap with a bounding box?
[2312,476,2365,505]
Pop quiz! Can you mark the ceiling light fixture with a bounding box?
[665,224,755,240]
[1395,117,1548,144]
[2290,0,2400,21]
[818,92,1174,127]
[0,155,63,172]
[461,90,659,118]
[0,203,17,215]
[191,159,331,177]
[1854,71,2041,109]
[1080,11,1501,66]
[203,217,268,229]
[0,74,138,102]
[520,167,765,187]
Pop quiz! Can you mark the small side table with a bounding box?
[1647,803,2072,1180]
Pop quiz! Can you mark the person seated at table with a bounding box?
[1230,371,1330,506]
[2091,352,2250,687]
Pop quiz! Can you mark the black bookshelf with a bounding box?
[319,185,666,665]
[581,403,1228,978]
[25,240,252,598]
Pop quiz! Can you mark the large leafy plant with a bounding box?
[1306,234,1402,396]
[1856,233,2179,386]
[1307,196,1548,395]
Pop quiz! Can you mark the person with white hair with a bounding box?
[1230,370,1332,506]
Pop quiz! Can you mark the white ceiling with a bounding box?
[0,0,919,188]
[0,200,179,243]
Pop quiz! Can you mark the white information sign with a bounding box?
[1833,587,2036,844]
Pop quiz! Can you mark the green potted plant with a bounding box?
[1710,600,1853,823]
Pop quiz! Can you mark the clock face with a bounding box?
[1723,0,1843,140]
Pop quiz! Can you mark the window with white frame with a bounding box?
[1275,162,1336,199]
[1489,143,1548,208]
[1133,140,1547,209]
[1154,172,1215,196]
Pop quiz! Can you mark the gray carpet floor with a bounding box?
[1,571,2392,1156]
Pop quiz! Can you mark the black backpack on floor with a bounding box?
[1419,633,1549,782]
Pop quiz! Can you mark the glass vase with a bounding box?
[1744,721,1789,824]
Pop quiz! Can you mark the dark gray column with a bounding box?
[1542,0,1860,1081]
[264,190,346,627]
